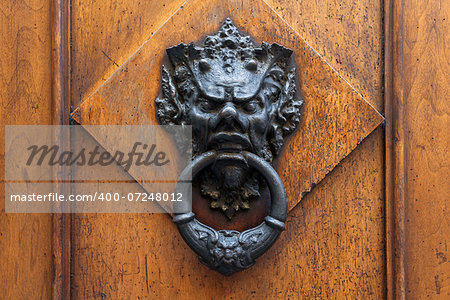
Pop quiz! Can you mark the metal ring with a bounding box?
[173,150,287,275]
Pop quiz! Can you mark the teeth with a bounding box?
[220,143,241,148]
[216,143,245,152]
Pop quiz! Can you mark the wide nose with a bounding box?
[219,104,238,119]
[211,103,248,133]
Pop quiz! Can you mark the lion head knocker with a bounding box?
[156,18,303,219]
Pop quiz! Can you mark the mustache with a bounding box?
[207,132,253,151]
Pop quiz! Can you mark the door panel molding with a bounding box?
[51,0,71,299]
[385,0,450,298]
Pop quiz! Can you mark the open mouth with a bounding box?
[207,132,252,152]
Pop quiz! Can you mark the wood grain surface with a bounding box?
[71,0,187,107]
[69,0,386,298]
[265,0,384,113]
[71,128,385,299]
[0,0,53,299]
[386,0,450,298]
[71,0,384,213]
[1,0,447,298]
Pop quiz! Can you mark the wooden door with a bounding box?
[0,0,448,299]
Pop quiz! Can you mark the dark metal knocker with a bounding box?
[156,18,303,275]
[173,151,286,275]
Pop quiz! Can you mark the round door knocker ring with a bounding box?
[173,150,287,275]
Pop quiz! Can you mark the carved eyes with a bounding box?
[242,100,259,113]
[197,98,219,113]
[199,59,211,73]
[245,60,258,72]
[196,98,263,114]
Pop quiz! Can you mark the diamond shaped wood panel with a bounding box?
[71,0,384,212]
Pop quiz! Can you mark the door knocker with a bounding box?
[156,18,303,275]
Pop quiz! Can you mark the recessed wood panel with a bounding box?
[0,0,53,298]
[400,0,449,297]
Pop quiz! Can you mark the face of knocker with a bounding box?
[156,18,303,219]
[191,88,270,159]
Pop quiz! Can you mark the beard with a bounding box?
[197,161,263,219]
[190,135,272,219]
